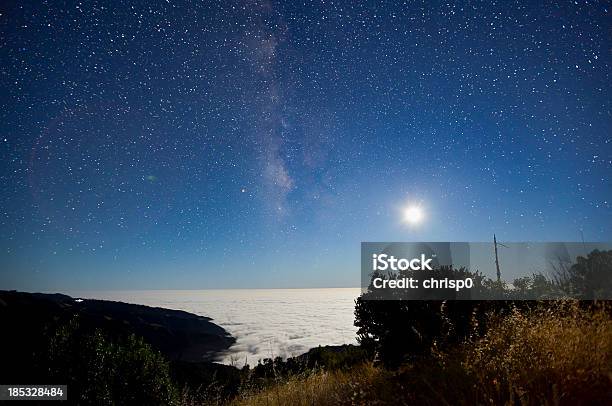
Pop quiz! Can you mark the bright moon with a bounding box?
[402,205,425,225]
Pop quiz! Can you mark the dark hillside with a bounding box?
[0,290,235,385]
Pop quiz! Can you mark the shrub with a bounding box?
[47,317,179,405]
[354,295,519,367]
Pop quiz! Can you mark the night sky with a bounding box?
[1,1,610,290]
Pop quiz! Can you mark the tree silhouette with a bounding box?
[551,249,612,299]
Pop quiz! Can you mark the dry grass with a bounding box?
[229,363,396,406]
[461,301,612,405]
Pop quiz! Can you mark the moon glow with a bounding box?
[402,204,425,226]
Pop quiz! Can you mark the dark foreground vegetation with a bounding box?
[231,302,611,406]
[1,250,611,405]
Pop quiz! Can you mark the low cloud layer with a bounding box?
[74,288,360,365]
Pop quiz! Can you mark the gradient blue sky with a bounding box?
[1,1,610,290]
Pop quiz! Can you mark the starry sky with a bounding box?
[1,1,610,291]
